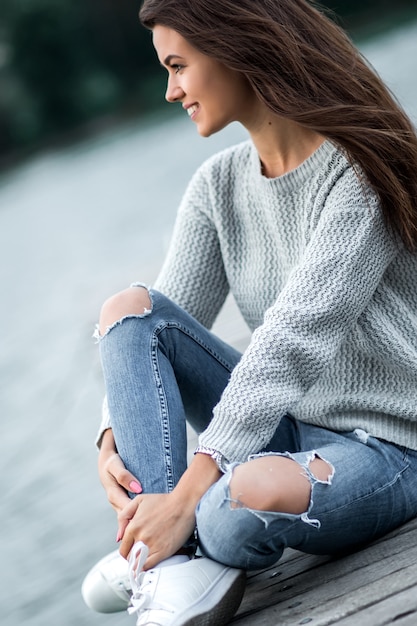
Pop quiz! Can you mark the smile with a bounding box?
[187,105,199,117]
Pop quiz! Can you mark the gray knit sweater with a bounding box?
[153,139,417,461]
[98,139,417,460]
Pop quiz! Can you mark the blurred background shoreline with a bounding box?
[1,3,417,626]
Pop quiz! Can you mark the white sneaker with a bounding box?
[128,542,246,625]
[81,549,131,613]
[81,548,191,614]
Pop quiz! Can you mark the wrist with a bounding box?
[174,453,222,508]
[194,445,229,473]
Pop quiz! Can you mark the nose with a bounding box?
[165,76,185,103]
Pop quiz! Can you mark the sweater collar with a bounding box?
[250,139,338,192]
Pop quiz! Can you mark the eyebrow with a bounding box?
[163,54,184,66]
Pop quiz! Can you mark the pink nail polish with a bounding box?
[116,531,121,542]
[129,480,142,494]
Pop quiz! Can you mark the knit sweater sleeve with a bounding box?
[198,170,398,462]
[153,162,229,328]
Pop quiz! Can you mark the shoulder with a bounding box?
[193,140,253,183]
[180,140,254,207]
[313,143,380,214]
[177,140,253,217]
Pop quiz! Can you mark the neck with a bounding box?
[245,109,325,178]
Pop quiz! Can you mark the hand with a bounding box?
[98,429,142,514]
[117,453,222,569]
[117,492,196,569]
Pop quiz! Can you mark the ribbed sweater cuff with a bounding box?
[198,411,274,464]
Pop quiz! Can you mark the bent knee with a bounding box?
[98,286,152,337]
[229,455,333,515]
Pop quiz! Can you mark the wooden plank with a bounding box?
[234,560,417,625]
[232,518,417,624]
[296,562,417,625]
[331,584,417,625]
[236,522,416,617]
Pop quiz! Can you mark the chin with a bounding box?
[197,128,213,138]
[197,121,229,138]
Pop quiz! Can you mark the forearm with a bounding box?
[174,452,222,513]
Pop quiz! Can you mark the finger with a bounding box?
[119,517,139,559]
[116,515,131,544]
[145,550,169,571]
[117,497,142,545]
[116,468,143,494]
[119,534,135,560]
[106,455,143,494]
[108,485,132,513]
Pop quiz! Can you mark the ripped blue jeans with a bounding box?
[98,288,417,571]
[196,421,417,570]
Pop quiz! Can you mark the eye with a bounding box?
[172,64,184,74]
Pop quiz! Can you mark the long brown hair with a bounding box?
[140,0,417,250]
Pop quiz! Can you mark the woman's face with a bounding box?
[152,25,258,137]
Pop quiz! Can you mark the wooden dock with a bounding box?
[232,517,417,625]
[204,296,417,626]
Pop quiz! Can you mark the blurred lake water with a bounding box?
[1,21,417,626]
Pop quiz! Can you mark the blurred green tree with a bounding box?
[0,0,160,158]
[11,2,84,130]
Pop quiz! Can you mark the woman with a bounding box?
[82,1,417,624]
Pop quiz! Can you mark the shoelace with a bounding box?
[127,542,170,619]
[127,541,150,615]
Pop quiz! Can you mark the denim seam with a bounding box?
[155,321,238,373]
[323,459,410,516]
[149,329,175,492]
[149,318,235,491]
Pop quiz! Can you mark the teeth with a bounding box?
[187,105,198,116]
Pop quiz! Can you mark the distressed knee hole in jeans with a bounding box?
[226,451,334,529]
[93,282,153,342]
